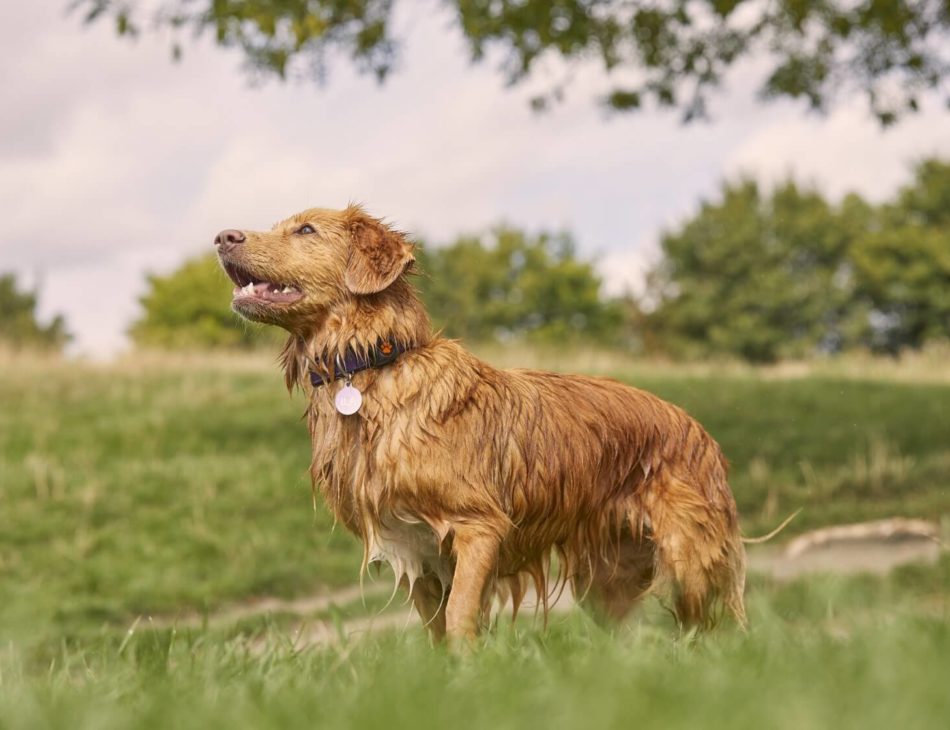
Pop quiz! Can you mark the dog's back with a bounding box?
[311,339,746,629]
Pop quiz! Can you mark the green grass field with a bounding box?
[1,351,948,728]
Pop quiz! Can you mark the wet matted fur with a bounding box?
[215,205,747,643]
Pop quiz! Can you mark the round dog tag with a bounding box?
[334,384,363,415]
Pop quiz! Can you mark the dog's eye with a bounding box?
[296,224,316,235]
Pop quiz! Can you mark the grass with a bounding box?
[0,558,948,730]
[0,355,353,640]
[2,351,949,628]
[0,349,948,728]
[627,375,950,533]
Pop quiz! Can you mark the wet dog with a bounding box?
[215,205,747,644]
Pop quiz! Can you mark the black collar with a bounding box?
[309,340,408,388]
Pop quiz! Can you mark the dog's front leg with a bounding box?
[445,525,502,646]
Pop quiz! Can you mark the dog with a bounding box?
[214,205,747,644]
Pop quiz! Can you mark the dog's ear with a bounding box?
[343,210,415,295]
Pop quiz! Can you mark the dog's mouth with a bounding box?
[222,260,304,305]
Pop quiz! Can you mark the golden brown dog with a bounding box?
[214,205,747,644]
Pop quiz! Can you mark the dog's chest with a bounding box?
[309,386,455,588]
[367,517,454,590]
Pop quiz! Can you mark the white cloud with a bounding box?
[599,245,656,299]
[38,250,180,359]
[725,103,950,201]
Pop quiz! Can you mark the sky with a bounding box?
[2,2,948,357]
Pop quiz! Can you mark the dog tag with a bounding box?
[334,383,362,415]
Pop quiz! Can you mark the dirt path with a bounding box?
[145,582,393,630]
[748,523,941,580]
[145,519,943,645]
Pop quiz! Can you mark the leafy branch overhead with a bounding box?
[74,0,949,124]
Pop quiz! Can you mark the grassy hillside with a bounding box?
[1,351,949,728]
[1,352,948,640]
[0,355,345,640]
[630,374,950,533]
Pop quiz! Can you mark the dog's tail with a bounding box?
[741,509,801,544]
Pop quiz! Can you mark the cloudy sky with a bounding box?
[3,2,948,357]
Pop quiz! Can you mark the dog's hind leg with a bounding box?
[409,573,448,643]
[644,476,746,630]
[573,526,656,625]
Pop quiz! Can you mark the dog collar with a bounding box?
[309,340,408,388]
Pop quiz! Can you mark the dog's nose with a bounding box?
[214,229,246,253]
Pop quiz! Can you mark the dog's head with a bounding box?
[214,205,415,329]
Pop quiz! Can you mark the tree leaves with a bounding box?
[74,0,950,124]
[414,226,625,345]
[645,159,950,361]
[128,255,283,349]
[0,274,71,352]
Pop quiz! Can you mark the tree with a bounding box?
[74,0,950,125]
[415,226,625,344]
[850,159,950,352]
[129,254,282,349]
[0,273,71,352]
[644,180,863,361]
[644,158,950,361]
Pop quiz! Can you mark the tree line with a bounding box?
[3,158,947,361]
[126,156,950,361]
[642,158,950,361]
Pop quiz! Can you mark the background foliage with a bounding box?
[643,157,950,361]
[414,226,625,345]
[126,226,625,349]
[75,0,950,124]
[7,159,944,360]
[123,158,949,361]
[0,274,70,352]
[128,255,283,349]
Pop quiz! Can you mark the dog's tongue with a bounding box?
[235,281,273,295]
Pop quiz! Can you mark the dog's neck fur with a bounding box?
[280,277,433,391]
